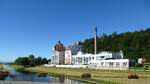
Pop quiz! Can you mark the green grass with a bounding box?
[0,65,3,70]
[9,65,150,84]
[8,64,25,69]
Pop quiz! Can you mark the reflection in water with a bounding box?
[3,65,85,84]
[59,76,65,83]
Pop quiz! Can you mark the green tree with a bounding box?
[15,55,50,66]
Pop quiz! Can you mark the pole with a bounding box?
[94,27,97,54]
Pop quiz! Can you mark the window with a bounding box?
[123,62,127,67]
[92,57,94,60]
[105,62,109,67]
[116,62,120,67]
[101,62,104,66]
[109,62,113,67]
[101,56,104,58]
[89,57,91,60]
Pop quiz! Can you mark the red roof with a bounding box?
[54,41,66,51]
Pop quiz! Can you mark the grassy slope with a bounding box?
[9,65,118,84]
[0,65,3,70]
[9,65,150,84]
[25,66,150,84]
[9,64,25,70]
[25,66,119,84]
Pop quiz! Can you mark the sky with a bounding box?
[0,0,150,62]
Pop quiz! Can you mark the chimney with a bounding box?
[94,27,97,54]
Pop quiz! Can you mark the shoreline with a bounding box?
[8,64,118,84]
[8,64,150,84]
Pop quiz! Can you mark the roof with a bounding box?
[54,41,66,51]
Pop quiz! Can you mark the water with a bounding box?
[2,65,85,84]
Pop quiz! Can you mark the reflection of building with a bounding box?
[51,41,66,65]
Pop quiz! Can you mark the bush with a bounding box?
[128,74,139,79]
[135,64,143,67]
[81,73,91,78]
[144,65,149,70]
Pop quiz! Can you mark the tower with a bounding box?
[94,27,97,54]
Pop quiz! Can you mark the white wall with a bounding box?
[89,59,129,70]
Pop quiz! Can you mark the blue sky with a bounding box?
[0,0,150,62]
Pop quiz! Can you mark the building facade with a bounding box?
[50,28,129,70]
[51,42,129,70]
[65,49,72,64]
[72,51,129,70]
[65,42,81,64]
[89,59,129,70]
[51,41,66,65]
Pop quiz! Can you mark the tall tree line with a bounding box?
[15,55,51,67]
[81,28,150,62]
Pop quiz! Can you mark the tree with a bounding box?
[15,57,30,66]
[28,54,35,66]
[14,55,50,66]
[42,58,48,64]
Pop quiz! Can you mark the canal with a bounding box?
[2,65,85,84]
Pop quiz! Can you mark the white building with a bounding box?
[72,51,91,65]
[51,41,66,65]
[52,50,65,65]
[72,51,124,65]
[65,49,72,64]
[72,51,129,70]
[50,28,129,70]
[89,59,129,70]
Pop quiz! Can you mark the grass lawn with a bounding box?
[0,65,3,70]
[9,64,25,70]
[9,65,150,84]
[24,66,150,84]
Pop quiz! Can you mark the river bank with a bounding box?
[0,65,9,80]
[9,64,150,84]
[1,65,85,84]
[9,64,118,84]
